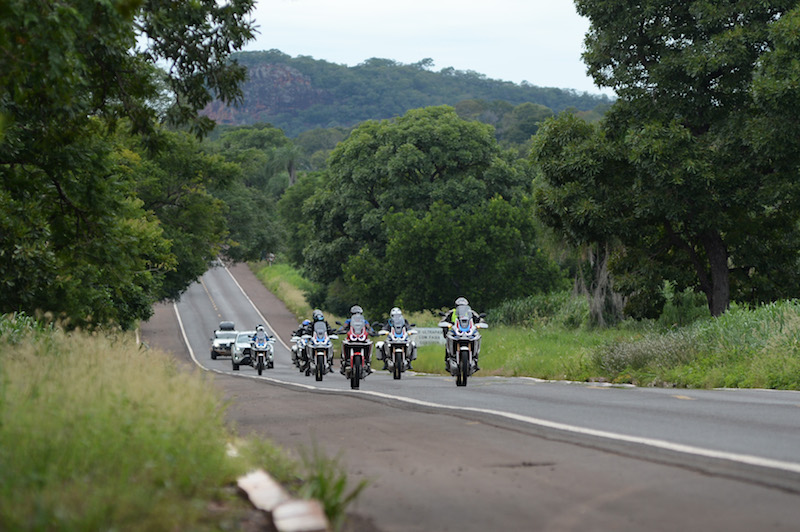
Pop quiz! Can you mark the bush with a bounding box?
[591,327,701,375]
[487,291,591,328]
[657,283,708,328]
[589,300,800,388]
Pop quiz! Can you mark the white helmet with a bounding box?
[455,297,469,306]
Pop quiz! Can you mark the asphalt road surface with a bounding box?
[140,262,800,532]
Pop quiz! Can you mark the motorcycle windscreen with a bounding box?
[313,321,327,339]
[349,314,366,335]
[455,304,473,331]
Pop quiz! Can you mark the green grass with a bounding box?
[412,324,644,381]
[0,315,367,530]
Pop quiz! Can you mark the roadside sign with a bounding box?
[413,327,446,346]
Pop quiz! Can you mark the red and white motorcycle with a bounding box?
[337,310,373,390]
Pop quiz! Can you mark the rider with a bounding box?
[377,306,417,370]
[252,324,270,344]
[339,305,375,375]
[441,297,484,371]
[291,318,312,367]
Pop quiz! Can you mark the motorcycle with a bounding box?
[337,314,373,390]
[376,322,417,380]
[290,334,309,371]
[438,308,488,387]
[250,335,275,375]
[305,321,338,381]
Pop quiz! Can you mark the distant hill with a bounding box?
[202,50,612,137]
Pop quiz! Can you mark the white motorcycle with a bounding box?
[290,334,308,371]
[305,321,338,381]
[251,335,275,375]
[376,322,417,380]
[438,306,487,387]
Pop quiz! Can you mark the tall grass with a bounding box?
[0,318,316,530]
[298,443,370,532]
[252,261,317,320]
[487,290,589,329]
[589,301,800,388]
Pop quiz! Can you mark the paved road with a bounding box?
[141,262,800,532]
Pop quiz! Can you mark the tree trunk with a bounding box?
[288,160,296,186]
[702,231,730,317]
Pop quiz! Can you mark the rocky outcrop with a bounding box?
[202,63,332,125]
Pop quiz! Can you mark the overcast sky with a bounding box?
[243,0,613,96]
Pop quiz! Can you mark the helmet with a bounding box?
[312,309,324,322]
[256,325,265,332]
[350,305,363,315]
[390,307,402,319]
[455,297,469,306]
[302,319,311,326]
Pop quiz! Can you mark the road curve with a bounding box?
[141,262,800,532]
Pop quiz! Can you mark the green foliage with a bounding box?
[124,128,231,301]
[202,123,299,263]
[298,106,565,316]
[543,0,800,318]
[657,282,709,329]
[0,0,256,327]
[1,120,174,328]
[276,171,327,266]
[488,291,573,327]
[380,198,565,312]
[298,443,369,532]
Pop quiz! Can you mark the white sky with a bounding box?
[243,0,614,96]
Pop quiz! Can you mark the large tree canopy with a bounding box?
[533,1,800,317]
[298,106,563,315]
[0,0,255,327]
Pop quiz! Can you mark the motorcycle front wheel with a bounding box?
[257,357,264,376]
[457,350,469,387]
[315,353,325,381]
[351,354,362,389]
[393,350,402,380]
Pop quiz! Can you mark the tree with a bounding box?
[126,128,234,300]
[205,124,293,261]
[0,0,255,326]
[375,198,564,312]
[533,0,800,317]
[498,102,554,145]
[303,106,563,315]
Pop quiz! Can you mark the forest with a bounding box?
[3,0,800,331]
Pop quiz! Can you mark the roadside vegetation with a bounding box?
[0,313,363,530]
[257,261,800,391]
